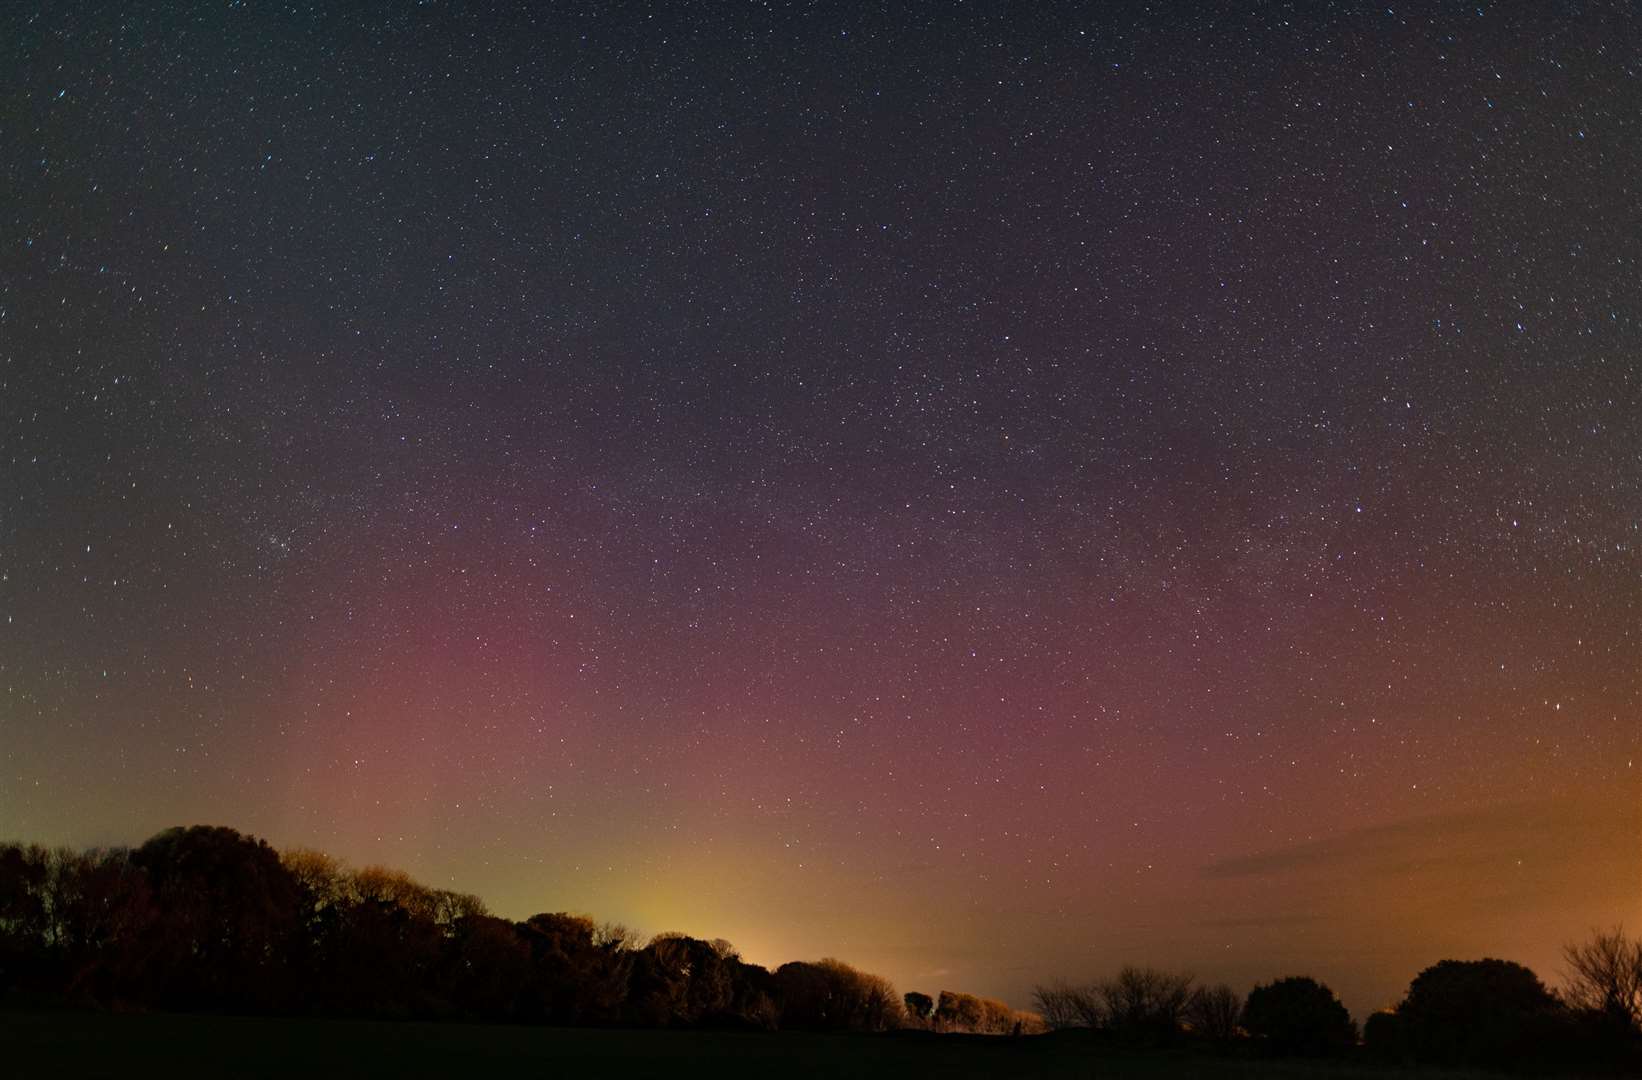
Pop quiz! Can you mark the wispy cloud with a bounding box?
[1200,800,1607,881]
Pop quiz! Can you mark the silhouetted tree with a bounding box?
[337,895,447,1016]
[52,847,155,1004]
[40,823,1587,1058]
[132,826,301,1010]
[935,989,985,1031]
[0,845,156,1004]
[773,958,900,1031]
[595,921,637,948]
[1361,1009,1404,1062]
[280,846,349,1002]
[444,914,529,1020]
[652,933,736,1024]
[1014,1009,1049,1035]
[1241,976,1355,1056]
[522,913,632,1024]
[1099,966,1193,1044]
[633,933,740,1026]
[280,848,350,908]
[1187,982,1242,1042]
[1378,958,1568,1068]
[722,957,779,1030]
[274,850,466,1018]
[978,995,1016,1034]
[1562,927,1642,1038]
[0,844,53,995]
[773,961,831,1028]
[353,865,439,921]
[823,958,902,1031]
[1032,978,1103,1030]
[931,989,1037,1034]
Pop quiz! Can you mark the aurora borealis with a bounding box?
[3,2,1638,1017]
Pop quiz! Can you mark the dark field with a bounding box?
[1,1010,1526,1080]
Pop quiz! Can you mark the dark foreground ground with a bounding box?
[0,1010,1558,1080]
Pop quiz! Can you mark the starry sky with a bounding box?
[3,2,1639,1017]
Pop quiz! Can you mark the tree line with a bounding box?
[3,824,1637,1071]
[1033,937,1642,1071]
[0,825,1036,1034]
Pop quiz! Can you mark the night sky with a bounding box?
[4,2,1639,1017]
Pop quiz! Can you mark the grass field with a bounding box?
[0,1010,1525,1079]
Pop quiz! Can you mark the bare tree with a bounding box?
[594,921,637,951]
[1032,978,1103,1030]
[1099,965,1193,1040]
[1187,982,1242,1041]
[1563,927,1642,1034]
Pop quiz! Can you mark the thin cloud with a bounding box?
[1200,801,1600,880]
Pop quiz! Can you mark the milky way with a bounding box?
[3,3,1638,1014]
